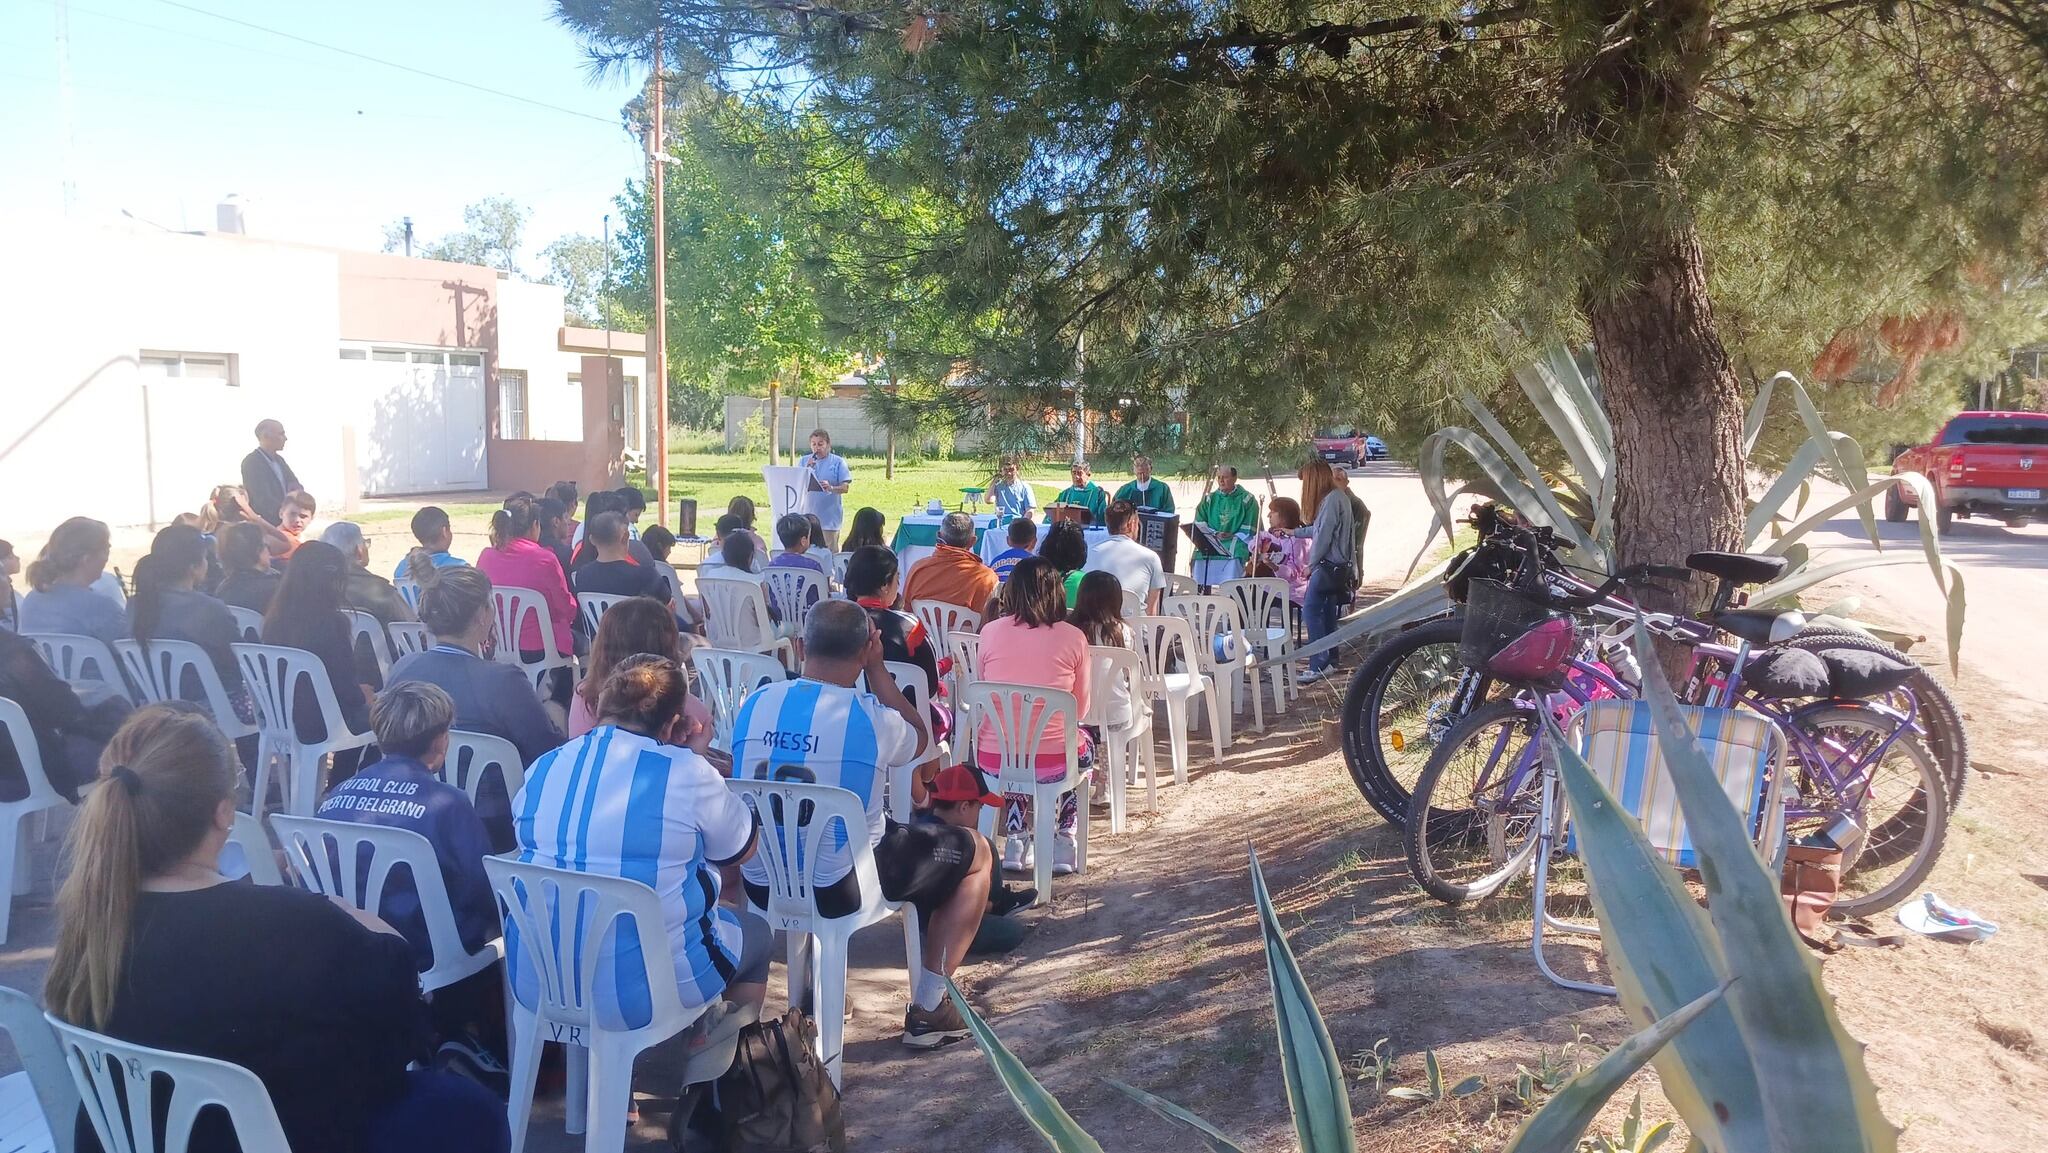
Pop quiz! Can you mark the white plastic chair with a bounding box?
[1086,645,1156,832]
[574,591,630,637]
[944,631,982,748]
[1119,588,1144,624]
[911,600,982,647]
[113,638,257,747]
[490,587,577,693]
[690,647,785,753]
[1164,573,1198,597]
[485,857,711,1153]
[270,814,503,994]
[1530,702,1791,996]
[226,606,265,643]
[1163,594,1257,741]
[387,621,434,659]
[759,567,828,643]
[858,659,946,771]
[0,699,72,942]
[220,811,284,886]
[48,1015,292,1153]
[1222,576,1296,713]
[1132,615,1225,783]
[344,609,394,680]
[962,681,1088,905]
[21,634,123,700]
[698,577,795,669]
[727,780,908,1089]
[442,729,527,812]
[395,577,423,612]
[232,642,377,817]
[830,551,852,588]
[0,986,77,1153]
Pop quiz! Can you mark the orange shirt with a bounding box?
[902,544,998,615]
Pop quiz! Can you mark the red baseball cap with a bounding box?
[930,765,1002,807]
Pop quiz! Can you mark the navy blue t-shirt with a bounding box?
[317,755,498,971]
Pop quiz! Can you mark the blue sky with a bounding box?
[0,0,646,265]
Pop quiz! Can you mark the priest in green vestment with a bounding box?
[1113,455,1175,513]
[1192,465,1260,587]
[1052,462,1111,526]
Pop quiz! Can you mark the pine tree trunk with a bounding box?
[1586,222,1748,598]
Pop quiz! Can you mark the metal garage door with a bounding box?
[342,346,488,495]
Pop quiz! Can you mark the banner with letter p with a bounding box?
[763,466,807,524]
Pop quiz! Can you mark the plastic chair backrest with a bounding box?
[344,610,392,680]
[699,577,778,653]
[442,729,525,810]
[0,698,67,813]
[394,579,423,612]
[1132,614,1200,688]
[576,591,630,637]
[1221,577,1291,635]
[47,1014,293,1153]
[830,552,851,588]
[386,622,434,659]
[0,986,78,1153]
[269,814,486,991]
[759,568,826,635]
[1120,589,1144,623]
[483,857,686,1040]
[690,647,783,752]
[1162,594,1245,668]
[911,600,981,645]
[1164,573,1198,597]
[1084,644,1145,729]
[111,639,253,740]
[230,642,357,745]
[220,811,283,886]
[226,607,264,643]
[945,632,981,688]
[724,780,874,930]
[961,681,1080,793]
[1565,701,1787,868]
[22,634,120,694]
[490,587,569,663]
[855,660,937,751]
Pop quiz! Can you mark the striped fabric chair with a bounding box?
[1531,701,1788,995]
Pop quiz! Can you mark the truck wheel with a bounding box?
[1884,485,1907,523]
[1936,504,1955,534]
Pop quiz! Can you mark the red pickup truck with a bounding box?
[1887,411,2048,531]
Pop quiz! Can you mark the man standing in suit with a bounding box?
[240,419,300,526]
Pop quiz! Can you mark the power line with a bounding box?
[137,0,622,126]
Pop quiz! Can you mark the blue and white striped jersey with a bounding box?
[730,678,922,890]
[510,725,757,1027]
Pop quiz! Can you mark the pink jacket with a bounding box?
[1254,531,1312,604]
[976,616,1091,779]
[477,537,575,656]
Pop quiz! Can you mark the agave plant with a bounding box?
[950,626,1899,1152]
[1295,347,1966,672]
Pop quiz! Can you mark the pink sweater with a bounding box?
[477,537,575,656]
[976,616,1091,778]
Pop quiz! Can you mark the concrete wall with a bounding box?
[496,279,581,442]
[488,355,627,497]
[723,394,981,453]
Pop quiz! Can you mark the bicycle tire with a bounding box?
[1403,699,1546,905]
[1784,628,1969,815]
[1339,616,1480,827]
[1786,704,1948,918]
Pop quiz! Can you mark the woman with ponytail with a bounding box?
[128,524,252,722]
[214,521,281,614]
[45,705,508,1153]
[474,495,575,668]
[18,517,125,650]
[262,541,377,780]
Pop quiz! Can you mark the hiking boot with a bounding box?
[989,883,1038,917]
[902,999,971,1049]
[1052,833,1079,876]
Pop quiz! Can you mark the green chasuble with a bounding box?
[1113,478,1176,514]
[1193,485,1260,560]
[1053,482,1110,525]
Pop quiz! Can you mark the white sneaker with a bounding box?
[1001,836,1026,873]
[1052,834,1079,876]
[1297,666,1333,685]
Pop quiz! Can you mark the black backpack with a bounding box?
[671,1008,847,1153]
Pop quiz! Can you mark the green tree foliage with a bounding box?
[382,196,532,274]
[539,232,611,325]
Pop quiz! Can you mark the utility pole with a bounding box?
[647,30,670,528]
[56,0,77,213]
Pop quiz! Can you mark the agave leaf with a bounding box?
[1386,1086,1434,1102]
[1743,434,1850,546]
[1505,980,1729,1153]
[1450,1075,1487,1098]
[1423,1050,1444,1095]
[1752,554,1966,672]
[1742,372,1780,456]
[1420,426,1601,561]
[1539,720,1773,1152]
[1509,356,1610,518]
[946,980,1105,1153]
[1762,472,1946,596]
[1294,560,1455,664]
[1641,1122,1677,1153]
[1406,482,1494,580]
[1783,373,1880,547]
[1249,845,1357,1153]
[1103,1080,1249,1153]
[1630,628,1901,1153]
[1944,566,1966,680]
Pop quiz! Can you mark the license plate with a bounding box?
[2008,488,2042,501]
[1320,450,1341,459]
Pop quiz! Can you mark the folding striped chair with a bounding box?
[1532,700,1788,995]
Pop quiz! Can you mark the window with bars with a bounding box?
[499,369,529,439]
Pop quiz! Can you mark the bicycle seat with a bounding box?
[1686,551,1789,586]
[1712,607,1807,646]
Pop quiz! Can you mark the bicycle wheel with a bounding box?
[1340,617,1490,827]
[1785,704,1948,918]
[1785,629,1968,816]
[1403,699,1546,905]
